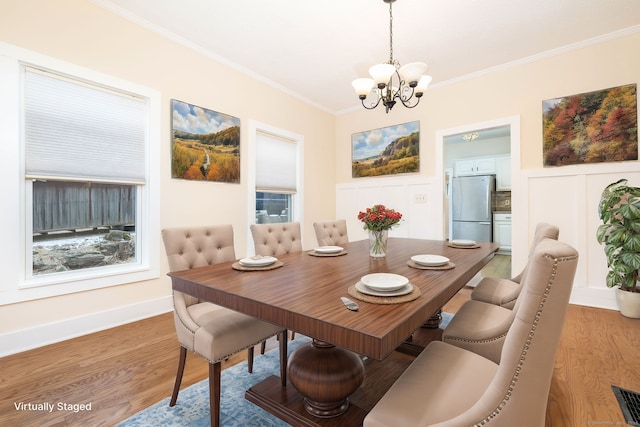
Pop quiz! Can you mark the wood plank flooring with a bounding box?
[0,254,638,426]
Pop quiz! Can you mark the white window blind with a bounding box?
[256,132,297,193]
[24,67,147,183]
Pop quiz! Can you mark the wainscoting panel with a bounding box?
[336,176,439,243]
[520,164,640,310]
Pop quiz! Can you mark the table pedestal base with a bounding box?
[422,309,442,329]
[288,339,365,418]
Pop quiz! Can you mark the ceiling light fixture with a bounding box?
[462,132,480,142]
[352,0,432,113]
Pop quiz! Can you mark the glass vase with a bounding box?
[368,229,388,258]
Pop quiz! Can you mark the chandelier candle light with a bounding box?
[352,0,432,113]
[357,204,403,257]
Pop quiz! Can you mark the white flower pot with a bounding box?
[615,288,640,318]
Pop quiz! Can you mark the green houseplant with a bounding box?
[596,179,640,317]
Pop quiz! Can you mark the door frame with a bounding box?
[434,115,522,276]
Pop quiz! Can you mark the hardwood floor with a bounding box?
[1,254,638,426]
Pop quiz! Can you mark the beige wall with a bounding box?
[0,0,335,349]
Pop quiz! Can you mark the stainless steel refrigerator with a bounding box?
[451,175,495,242]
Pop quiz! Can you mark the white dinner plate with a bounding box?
[360,273,409,292]
[355,281,413,297]
[238,255,277,267]
[451,239,477,246]
[411,254,449,267]
[313,246,343,254]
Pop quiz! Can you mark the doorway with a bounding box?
[435,116,521,278]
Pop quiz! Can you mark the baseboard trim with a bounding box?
[570,287,618,311]
[0,295,173,357]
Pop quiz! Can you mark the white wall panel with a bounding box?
[522,165,640,310]
[337,176,438,242]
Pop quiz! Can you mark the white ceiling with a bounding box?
[94,0,640,114]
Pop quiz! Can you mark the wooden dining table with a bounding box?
[168,237,499,426]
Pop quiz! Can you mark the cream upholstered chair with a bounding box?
[441,224,559,363]
[470,222,559,309]
[313,220,349,246]
[441,299,514,364]
[364,238,578,427]
[249,223,303,352]
[162,225,287,427]
[250,222,302,256]
[250,222,302,340]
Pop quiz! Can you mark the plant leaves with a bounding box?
[623,234,640,251]
[620,202,640,219]
[620,252,640,270]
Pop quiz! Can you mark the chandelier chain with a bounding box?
[388,1,394,64]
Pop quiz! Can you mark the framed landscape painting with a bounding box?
[352,121,420,178]
[542,83,637,166]
[171,99,240,183]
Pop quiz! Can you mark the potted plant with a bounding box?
[596,178,640,318]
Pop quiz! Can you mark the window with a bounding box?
[255,131,298,224]
[25,67,146,277]
[256,192,291,223]
[0,43,160,303]
[247,122,303,252]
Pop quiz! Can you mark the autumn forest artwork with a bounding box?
[171,99,240,183]
[542,84,637,166]
[352,121,420,178]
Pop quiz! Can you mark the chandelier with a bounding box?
[352,0,432,113]
[462,132,480,142]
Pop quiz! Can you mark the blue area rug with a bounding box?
[118,312,452,427]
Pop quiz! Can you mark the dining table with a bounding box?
[168,237,499,426]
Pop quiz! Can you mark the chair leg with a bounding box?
[169,346,187,407]
[291,331,296,340]
[209,361,221,427]
[247,346,255,373]
[279,330,288,386]
[260,340,266,354]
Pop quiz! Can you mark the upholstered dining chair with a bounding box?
[441,225,559,363]
[250,222,302,256]
[313,219,349,246]
[470,222,559,309]
[364,238,578,427]
[250,222,302,340]
[162,225,287,427]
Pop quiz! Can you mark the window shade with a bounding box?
[24,67,147,183]
[256,132,297,193]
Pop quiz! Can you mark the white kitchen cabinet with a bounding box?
[495,155,511,190]
[454,156,496,176]
[493,213,512,252]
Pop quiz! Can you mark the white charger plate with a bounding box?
[313,246,343,254]
[360,273,409,292]
[355,281,413,297]
[411,254,449,267]
[451,239,477,246]
[238,255,277,267]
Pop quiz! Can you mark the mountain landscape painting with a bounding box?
[542,84,637,167]
[352,121,420,178]
[171,99,240,183]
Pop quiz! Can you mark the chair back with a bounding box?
[250,222,302,256]
[162,225,236,309]
[313,220,349,246]
[512,222,559,283]
[440,238,578,426]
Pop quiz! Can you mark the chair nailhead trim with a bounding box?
[473,254,577,426]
